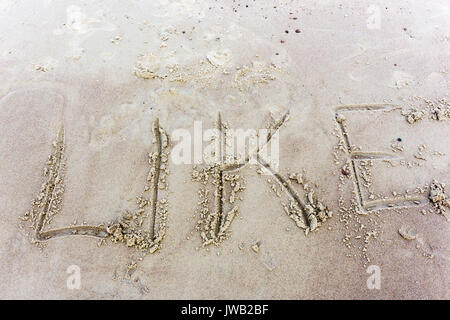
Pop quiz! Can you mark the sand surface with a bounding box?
[0,0,449,299]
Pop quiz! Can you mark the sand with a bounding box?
[0,0,449,299]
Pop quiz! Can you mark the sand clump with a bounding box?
[206,49,232,67]
[428,180,450,219]
[251,241,261,253]
[131,50,282,94]
[403,108,425,124]
[427,98,450,121]
[280,171,333,235]
[133,54,162,79]
[192,164,245,247]
[398,225,417,240]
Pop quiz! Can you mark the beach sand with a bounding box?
[0,0,448,299]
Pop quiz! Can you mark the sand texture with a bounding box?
[0,0,449,299]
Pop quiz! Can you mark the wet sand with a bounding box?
[0,0,449,299]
